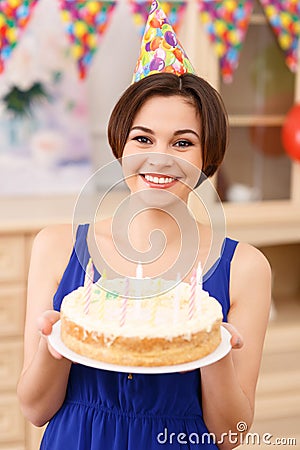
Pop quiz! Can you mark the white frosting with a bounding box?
[61,279,223,339]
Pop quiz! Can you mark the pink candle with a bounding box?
[120,277,129,327]
[188,268,196,320]
[173,273,181,326]
[83,258,94,315]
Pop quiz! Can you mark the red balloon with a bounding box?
[281,104,300,162]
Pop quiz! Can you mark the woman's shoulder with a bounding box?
[33,224,74,251]
[230,240,272,302]
[232,241,271,272]
[31,224,74,284]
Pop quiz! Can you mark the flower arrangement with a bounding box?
[0,0,68,118]
[2,82,48,117]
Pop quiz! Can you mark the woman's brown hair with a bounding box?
[107,73,228,178]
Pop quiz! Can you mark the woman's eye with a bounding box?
[133,136,152,144]
[174,140,193,148]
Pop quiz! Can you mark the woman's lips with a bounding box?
[140,173,179,189]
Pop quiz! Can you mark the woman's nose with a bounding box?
[147,151,174,169]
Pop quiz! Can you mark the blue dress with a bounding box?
[40,224,238,450]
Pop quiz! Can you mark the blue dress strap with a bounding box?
[203,237,238,322]
[221,237,239,262]
[53,224,93,311]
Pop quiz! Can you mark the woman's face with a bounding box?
[122,95,203,203]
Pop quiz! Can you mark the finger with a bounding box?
[37,311,60,336]
[48,344,63,360]
[222,322,244,349]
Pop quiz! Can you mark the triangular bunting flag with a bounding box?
[0,0,39,74]
[260,0,300,72]
[59,0,117,79]
[129,0,187,37]
[198,0,254,83]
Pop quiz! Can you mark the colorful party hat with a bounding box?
[129,0,187,37]
[132,0,195,83]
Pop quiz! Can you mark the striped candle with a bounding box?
[173,273,181,326]
[120,277,129,327]
[151,278,161,326]
[196,261,203,315]
[150,299,158,326]
[197,261,203,289]
[83,258,94,315]
[99,269,107,320]
[188,268,197,320]
[135,262,143,318]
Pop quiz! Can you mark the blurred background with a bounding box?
[0,0,299,448]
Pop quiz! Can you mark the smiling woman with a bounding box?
[17,4,271,450]
[121,94,203,201]
[108,73,229,179]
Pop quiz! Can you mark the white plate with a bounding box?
[48,321,231,374]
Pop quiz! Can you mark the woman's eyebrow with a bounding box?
[174,129,200,139]
[130,126,154,134]
[130,126,200,140]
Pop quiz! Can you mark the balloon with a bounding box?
[281,104,300,162]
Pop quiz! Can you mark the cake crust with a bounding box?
[60,279,223,367]
[61,314,222,366]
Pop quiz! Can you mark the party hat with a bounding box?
[132,0,195,83]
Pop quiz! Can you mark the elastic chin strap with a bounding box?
[194,171,206,189]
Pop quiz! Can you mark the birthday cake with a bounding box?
[60,276,223,367]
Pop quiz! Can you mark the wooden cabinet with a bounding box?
[0,233,44,450]
[182,0,300,247]
[0,222,299,450]
[0,235,27,449]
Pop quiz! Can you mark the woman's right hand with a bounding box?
[37,310,63,360]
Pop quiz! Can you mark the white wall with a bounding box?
[87,2,141,189]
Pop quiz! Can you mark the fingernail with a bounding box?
[235,337,242,347]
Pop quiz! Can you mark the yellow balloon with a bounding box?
[6,27,17,43]
[144,27,157,41]
[265,5,276,18]
[216,41,226,57]
[279,34,292,50]
[215,20,227,35]
[61,10,71,24]
[295,22,300,35]
[8,0,21,8]
[87,34,97,49]
[225,0,236,12]
[281,12,291,28]
[200,12,210,24]
[72,44,84,59]
[228,30,238,46]
[87,2,100,14]
[74,21,88,38]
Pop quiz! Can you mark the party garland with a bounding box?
[0,0,299,81]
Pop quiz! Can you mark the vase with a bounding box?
[7,115,38,155]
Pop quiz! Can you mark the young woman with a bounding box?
[17,73,271,450]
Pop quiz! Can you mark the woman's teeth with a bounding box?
[144,174,175,184]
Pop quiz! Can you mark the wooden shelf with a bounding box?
[229,115,286,127]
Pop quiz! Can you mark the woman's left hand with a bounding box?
[222,322,244,349]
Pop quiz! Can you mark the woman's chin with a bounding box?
[130,188,187,210]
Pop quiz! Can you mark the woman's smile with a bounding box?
[140,173,180,189]
[122,95,203,202]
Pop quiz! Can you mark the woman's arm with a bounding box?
[201,242,272,450]
[17,225,74,427]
